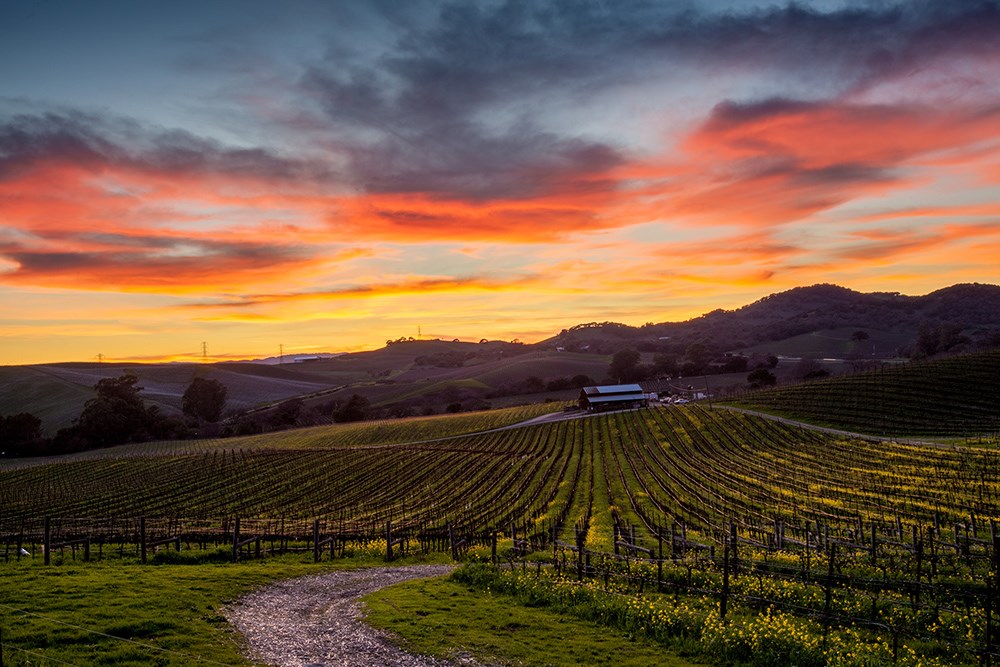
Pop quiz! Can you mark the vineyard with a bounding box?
[731,349,1000,437]
[4,404,998,550]
[5,396,1000,664]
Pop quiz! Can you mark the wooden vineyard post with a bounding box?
[930,525,938,579]
[448,524,456,561]
[491,531,497,566]
[870,522,877,565]
[232,518,241,563]
[729,522,738,573]
[720,540,730,622]
[385,521,392,562]
[824,544,837,639]
[313,519,320,563]
[140,517,147,564]
[576,530,585,581]
[657,531,664,593]
[43,517,50,566]
[1,624,5,667]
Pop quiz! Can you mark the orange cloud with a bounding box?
[629,98,1000,228]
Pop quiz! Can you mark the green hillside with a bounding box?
[730,349,1000,437]
[0,362,342,433]
[0,341,612,433]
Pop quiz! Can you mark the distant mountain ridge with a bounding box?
[4,282,999,434]
[544,283,1000,354]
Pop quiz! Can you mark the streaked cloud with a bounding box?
[1,0,999,363]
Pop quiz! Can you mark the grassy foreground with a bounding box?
[1,553,698,667]
[0,556,311,666]
[363,575,700,667]
[0,553,430,667]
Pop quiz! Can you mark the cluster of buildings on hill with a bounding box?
[578,382,711,412]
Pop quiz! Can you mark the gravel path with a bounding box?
[225,565,479,667]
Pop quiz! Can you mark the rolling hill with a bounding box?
[542,283,1000,357]
[730,348,1000,437]
[4,282,1000,434]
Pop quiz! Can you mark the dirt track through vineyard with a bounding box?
[225,565,483,667]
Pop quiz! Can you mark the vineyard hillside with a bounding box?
[730,349,1000,437]
[5,401,1000,665]
[3,404,997,560]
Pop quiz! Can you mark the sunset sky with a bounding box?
[2,0,1000,364]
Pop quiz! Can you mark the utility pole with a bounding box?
[96,353,104,364]
[279,344,284,365]
[202,341,208,362]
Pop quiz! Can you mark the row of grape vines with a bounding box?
[732,349,1000,436]
[4,406,997,557]
[0,402,563,472]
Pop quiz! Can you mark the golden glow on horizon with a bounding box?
[4,4,1000,366]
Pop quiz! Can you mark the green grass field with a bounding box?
[364,575,700,666]
[0,556,324,666]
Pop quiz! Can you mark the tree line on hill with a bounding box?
[1,374,222,457]
[0,372,386,458]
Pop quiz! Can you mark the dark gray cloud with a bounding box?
[293,0,1000,201]
[0,110,334,183]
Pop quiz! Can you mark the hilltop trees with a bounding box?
[0,412,44,456]
[54,373,186,451]
[609,349,641,383]
[182,377,228,423]
[334,394,371,423]
[747,368,777,389]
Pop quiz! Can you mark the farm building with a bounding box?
[579,384,648,412]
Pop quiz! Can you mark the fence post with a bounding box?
[870,523,877,565]
[232,517,240,563]
[43,517,51,566]
[657,531,664,593]
[385,521,393,562]
[824,544,837,628]
[140,517,147,564]
[721,540,730,622]
[729,521,738,572]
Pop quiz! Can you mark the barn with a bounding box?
[578,384,648,412]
